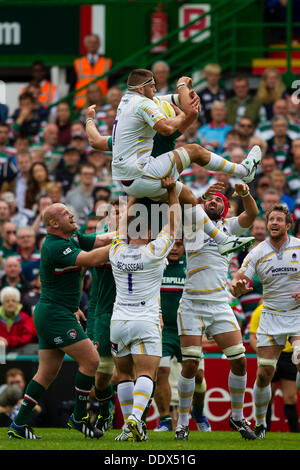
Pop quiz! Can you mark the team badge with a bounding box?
[67,329,77,340]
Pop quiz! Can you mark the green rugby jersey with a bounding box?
[160,255,186,328]
[94,261,116,316]
[39,231,95,312]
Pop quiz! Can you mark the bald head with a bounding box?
[42,203,65,228]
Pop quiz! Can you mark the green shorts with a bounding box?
[162,326,182,362]
[94,312,112,357]
[34,302,88,350]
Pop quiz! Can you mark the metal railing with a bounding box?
[49,0,299,115]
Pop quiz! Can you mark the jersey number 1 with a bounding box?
[128,273,133,294]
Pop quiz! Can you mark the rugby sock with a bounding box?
[192,403,204,419]
[95,383,114,419]
[141,381,156,423]
[184,205,228,244]
[253,382,272,427]
[14,380,45,426]
[177,373,195,427]
[73,370,94,421]
[117,380,134,422]
[284,404,300,433]
[296,372,300,391]
[132,375,153,420]
[204,152,248,177]
[228,371,247,421]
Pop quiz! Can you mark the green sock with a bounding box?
[160,414,172,423]
[14,379,45,426]
[192,403,204,418]
[73,370,94,421]
[95,383,113,419]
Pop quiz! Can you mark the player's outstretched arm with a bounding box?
[235,184,259,228]
[85,105,111,151]
[75,244,110,267]
[230,272,253,298]
[161,177,181,238]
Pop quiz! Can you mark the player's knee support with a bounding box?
[194,377,207,394]
[181,345,202,362]
[176,147,191,170]
[292,340,300,365]
[223,343,245,361]
[97,356,115,375]
[257,357,278,369]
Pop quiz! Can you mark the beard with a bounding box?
[205,206,222,221]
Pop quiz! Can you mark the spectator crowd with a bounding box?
[0,48,300,356]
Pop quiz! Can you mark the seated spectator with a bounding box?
[285,142,300,198]
[0,222,18,261]
[98,108,116,137]
[23,81,49,122]
[236,117,255,151]
[259,154,277,178]
[198,101,232,153]
[0,286,34,352]
[1,192,32,228]
[34,123,65,173]
[152,60,173,95]
[185,164,211,199]
[198,63,227,123]
[101,85,123,113]
[21,235,44,284]
[255,176,271,202]
[0,123,16,166]
[13,134,30,155]
[0,103,8,123]
[221,129,242,160]
[24,162,50,211]
[256,67,287,122]
[266,115,293,169]
[225,75,261,127]
[70,131,89,160]
[287,94,300,126]
[22,272,41,316]
[30,194,53,238]
[0,383,23,427]
[82,82,105,114]
[92,185,111,204]
[64,162,96,225]
[255,98,300,141]
[270,169,295,212]
[9,92,47,140]
[1,151,32,210]
[0,201,10,239]
[45,181,64,204]
[15,226,40,276]
[54,146,81,195]
[86,149,111,184]
[249,135,268,158]
[257,187,281,217]
[0,257,31,313]
[55,101,72,147]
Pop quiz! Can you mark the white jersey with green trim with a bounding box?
[183,216,246,302]
[111,91,166,180]
[110,231,174,323]
[239,235,300,315]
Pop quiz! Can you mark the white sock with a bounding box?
[228,371,247,421]
[253,382,272,427]
[184,205,228,244]
[117,380,134,423]
[177,373,195,427]
[204,152,248,177]
[132,375,153,420]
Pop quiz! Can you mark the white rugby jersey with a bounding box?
[239,236,300,315]
[111,91,165,180]
[109,231,174,323]
[183,216,246,302]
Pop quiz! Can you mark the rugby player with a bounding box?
[8,203,112,439]
[230,204,300,439]
[85,70,258,257]
[175,184,259,441]
[109,176,180,441]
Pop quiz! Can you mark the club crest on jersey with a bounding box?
[67,329,77,340]
[72,234,79,243]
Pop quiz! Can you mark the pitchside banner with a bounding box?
[114,357,300,432]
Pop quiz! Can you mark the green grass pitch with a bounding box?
[1,428,300,451]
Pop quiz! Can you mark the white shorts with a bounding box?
[256,309,300,348]
[177,297,241,340]
[120,152,181,200]
[110,319,162,357]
